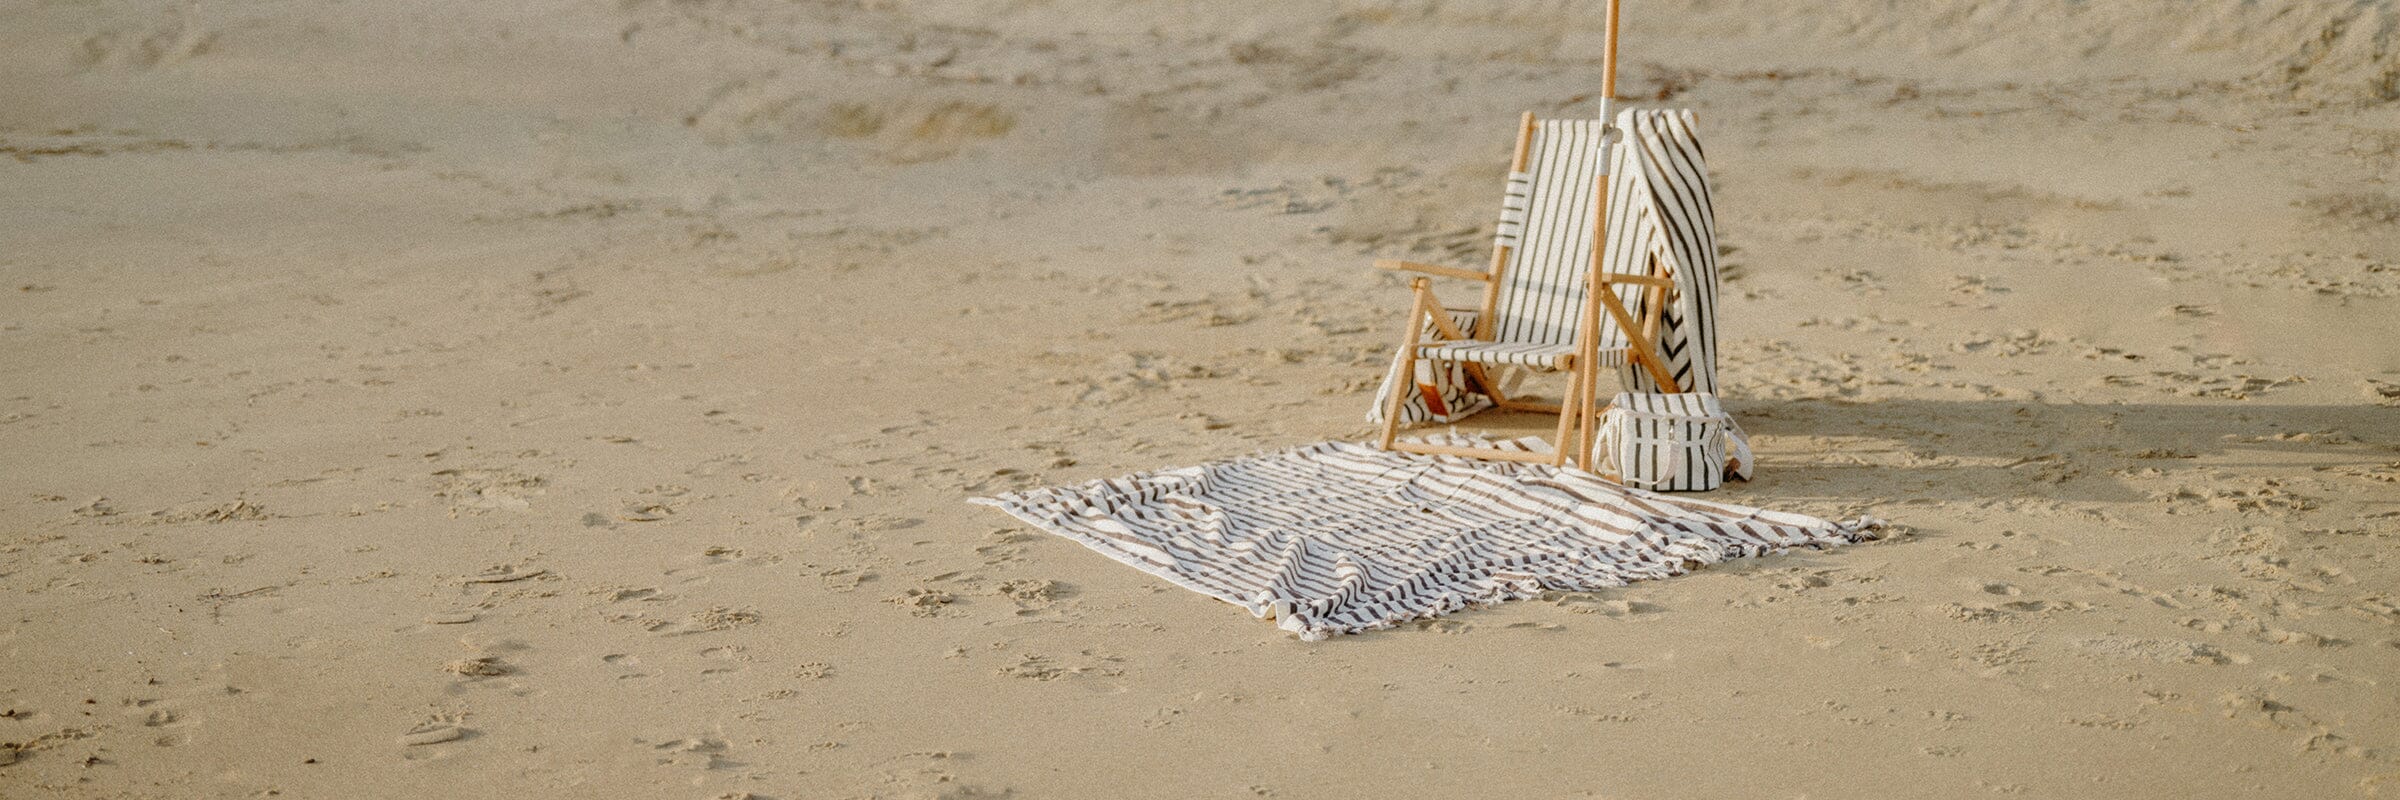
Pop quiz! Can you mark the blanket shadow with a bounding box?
[1429,399,2394,506]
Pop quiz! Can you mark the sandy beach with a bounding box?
[3,1,2397,797]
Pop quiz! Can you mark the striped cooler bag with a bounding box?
[1594,392,1754,491]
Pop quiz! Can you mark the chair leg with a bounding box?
[1574,353,1593,463]
[1550,356,1582,467]
[1379,281,1433,450]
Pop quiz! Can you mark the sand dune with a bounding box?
[2,1,2395,797]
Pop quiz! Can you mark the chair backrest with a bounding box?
[1487,119,1611,349]
[1602,108,1720,395]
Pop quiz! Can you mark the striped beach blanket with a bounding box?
[972,436,1882,640]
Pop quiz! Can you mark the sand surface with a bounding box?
[3,1,2397,797]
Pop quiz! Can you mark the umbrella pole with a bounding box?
[1586,0,1625,468]
[1603,0,1620,100]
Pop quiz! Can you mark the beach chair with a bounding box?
[1371,109,1680,469]
[1373,3,1726,469]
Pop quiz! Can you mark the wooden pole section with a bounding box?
[1580,0,1621,469]
[1509,111,1537,170]
[1378,280,1433,450]
[1603,0,1620,101]
[1466,111,1541,405]
[1477,111,1539,341]
[1576,171,1614,469]
[1549,354,1581,467]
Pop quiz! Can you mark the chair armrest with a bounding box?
[1374,259,1491,282]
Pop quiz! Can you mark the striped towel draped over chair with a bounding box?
[1602,108,1722,396]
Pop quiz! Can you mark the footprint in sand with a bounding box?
[996,579,1070,615]
[644,736,735,770]
[975,529,1041,566]
[600,586,667,603]
[2071,635,2248,665]
[430,468,545,516]
[1557,597,1660,617]
[888,588,956,618]
[699,646,750,675]
[399,721,468,748]
[1142,707,1186,729]
[602,653,653,680]
[664,548,763,579]
[444,656,511,678]
[819,568,875,592]
[997,650,1125,681]
[650,607,761,636]
[460,565,549,586]
[2260,628,2347,648]
[126,698,194,747]
[75,11,216,71]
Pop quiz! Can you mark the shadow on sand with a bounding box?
[1448,399,2396,506]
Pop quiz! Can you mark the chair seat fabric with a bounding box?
[1416,339,1628,370]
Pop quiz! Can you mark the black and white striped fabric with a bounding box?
[1602,109,1722,395]
[1594,392,1754,492]
[1412,118,1632,372]
[973,435,1880,640]
[1366,308,1494,425]
[1493,170,1532,251]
